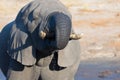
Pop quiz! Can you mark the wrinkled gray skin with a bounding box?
[0,0,80,80]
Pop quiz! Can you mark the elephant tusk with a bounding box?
[39,31,47,39]
[70,33,83,40]
[40,30,83,40]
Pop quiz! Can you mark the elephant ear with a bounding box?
[6,2,41,66]
[7,23,36,66]
[58,40,81,67]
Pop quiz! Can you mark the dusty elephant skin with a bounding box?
[0,0,80,80]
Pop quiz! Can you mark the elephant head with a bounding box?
[13,1,81,54]
[40,12,72,50]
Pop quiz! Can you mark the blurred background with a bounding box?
[0,0,120,80]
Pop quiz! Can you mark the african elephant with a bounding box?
[0,0,81,80]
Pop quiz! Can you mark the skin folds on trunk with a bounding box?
[41,12,72,50]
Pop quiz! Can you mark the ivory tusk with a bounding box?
[70,33,83,40]
[40,30,83,40]
[40,31,46,39]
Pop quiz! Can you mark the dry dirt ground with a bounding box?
[0,0,120,80]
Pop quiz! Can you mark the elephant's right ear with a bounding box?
[7,23,36,66]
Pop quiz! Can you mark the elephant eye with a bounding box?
[28,11,34,22]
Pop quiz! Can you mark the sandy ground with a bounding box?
[0,0,120,80]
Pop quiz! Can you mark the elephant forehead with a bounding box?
[15,0,71,34]
[39,0,71,19]
[19,0,71,23]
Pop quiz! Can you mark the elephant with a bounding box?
[0,0,81,80]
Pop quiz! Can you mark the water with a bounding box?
[75,59,120,80]
[1,59,120,80]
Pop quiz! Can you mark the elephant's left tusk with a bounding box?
[70,33,83,40]
[39,31,46,39]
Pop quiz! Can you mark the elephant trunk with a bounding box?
[38,13,71,51]
[42,13,72,50]
[54,13,71,50]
